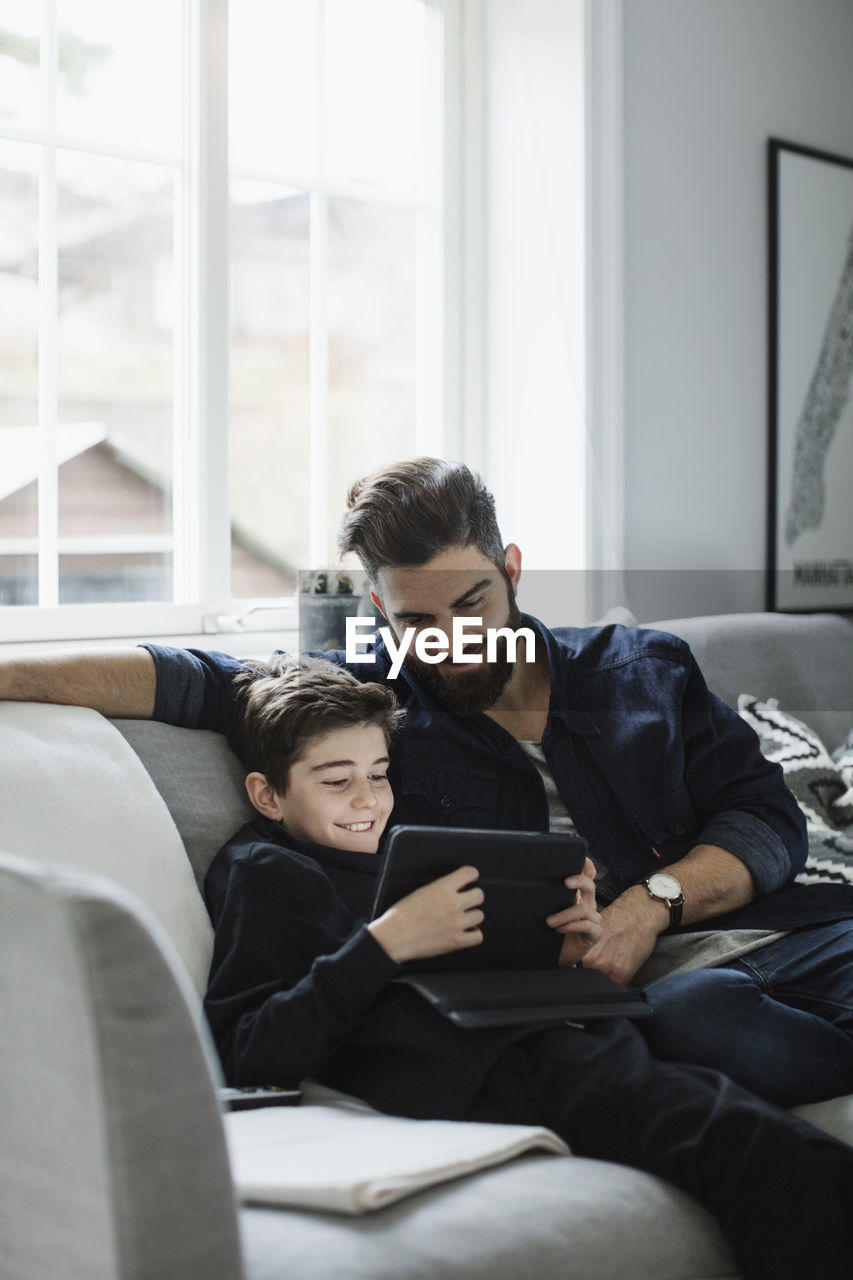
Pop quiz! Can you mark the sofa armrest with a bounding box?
[0,850,243,1280]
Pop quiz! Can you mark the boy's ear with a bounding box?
[245,772,284,821]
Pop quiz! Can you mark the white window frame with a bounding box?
[1,0,460,647]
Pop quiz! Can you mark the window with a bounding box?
[0,0,449,641]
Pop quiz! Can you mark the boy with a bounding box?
[204,654,601,1100]
[205,654,853,1280]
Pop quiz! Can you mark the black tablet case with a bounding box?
[370,826,650,1025]
[395,968,651,1028]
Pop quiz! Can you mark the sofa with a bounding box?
[2,609,853,1280]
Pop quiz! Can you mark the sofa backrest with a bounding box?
[112,720,254,889]
[649,611,853,751]
[0,702,215,994]
[112,611,853,891]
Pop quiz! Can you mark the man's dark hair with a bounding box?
[337,457,505,582]
[227,655,405,796]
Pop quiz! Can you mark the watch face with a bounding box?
[648,873,682,900]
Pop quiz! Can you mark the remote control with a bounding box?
[219,1085,303,1110]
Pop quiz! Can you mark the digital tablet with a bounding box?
[370,825,589,972]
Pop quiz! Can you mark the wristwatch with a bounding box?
[642,872,684,933]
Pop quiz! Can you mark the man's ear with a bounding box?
[369,588,387,620]
[504,543,522,593]
[245,772,285,821]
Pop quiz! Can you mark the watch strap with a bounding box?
[661,895,683,933]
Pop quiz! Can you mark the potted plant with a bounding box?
[298,570,365,652]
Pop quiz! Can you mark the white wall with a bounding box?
[476,0,586,576]
[621,0,853,620]
[464,0,589,628]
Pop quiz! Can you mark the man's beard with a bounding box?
[398,591,527,717]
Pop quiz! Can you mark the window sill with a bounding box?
[0,627,301,661]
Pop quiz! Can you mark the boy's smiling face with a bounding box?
[271,722,393,854]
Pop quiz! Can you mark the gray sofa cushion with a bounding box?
[235,1091,853,1280]
[238,1155,737,1280]
[649,611,853,749]
[113,720,254,887]
[0,851,243,1280]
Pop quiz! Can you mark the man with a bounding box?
[4,456,853,1104]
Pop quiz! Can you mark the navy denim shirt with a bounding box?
[143,618,813,921]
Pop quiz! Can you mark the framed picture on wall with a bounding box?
[767,138,853,611]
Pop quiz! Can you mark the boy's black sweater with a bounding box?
[203,816,529,1119]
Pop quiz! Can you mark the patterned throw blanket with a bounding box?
[738,695,853,888]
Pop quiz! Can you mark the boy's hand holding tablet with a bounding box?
[368,864,486,964]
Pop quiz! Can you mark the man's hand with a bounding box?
[581,843,759,984]
[368,865,485,964]
[545,857,603,968]
[580,887,666,984]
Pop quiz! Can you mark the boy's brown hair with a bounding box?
[227,655,405,796]
[337,457,505,583]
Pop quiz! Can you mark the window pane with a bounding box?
[58,551,172,604]
[0,138,39,607]
[56,0,182,154]
[229,180,309,595]
[56,150,174,604]
[229,0,319,180]
[0,0,441,628]
[0,2,41,132]
[0,141,38,425]
[0,553,37,604]
[325,0,426,196]
[325,197,417,549]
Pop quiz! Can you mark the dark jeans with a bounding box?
[642,921,853,1106]
[466,1019,853,1280]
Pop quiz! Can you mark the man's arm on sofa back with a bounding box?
[0,647,157,718]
